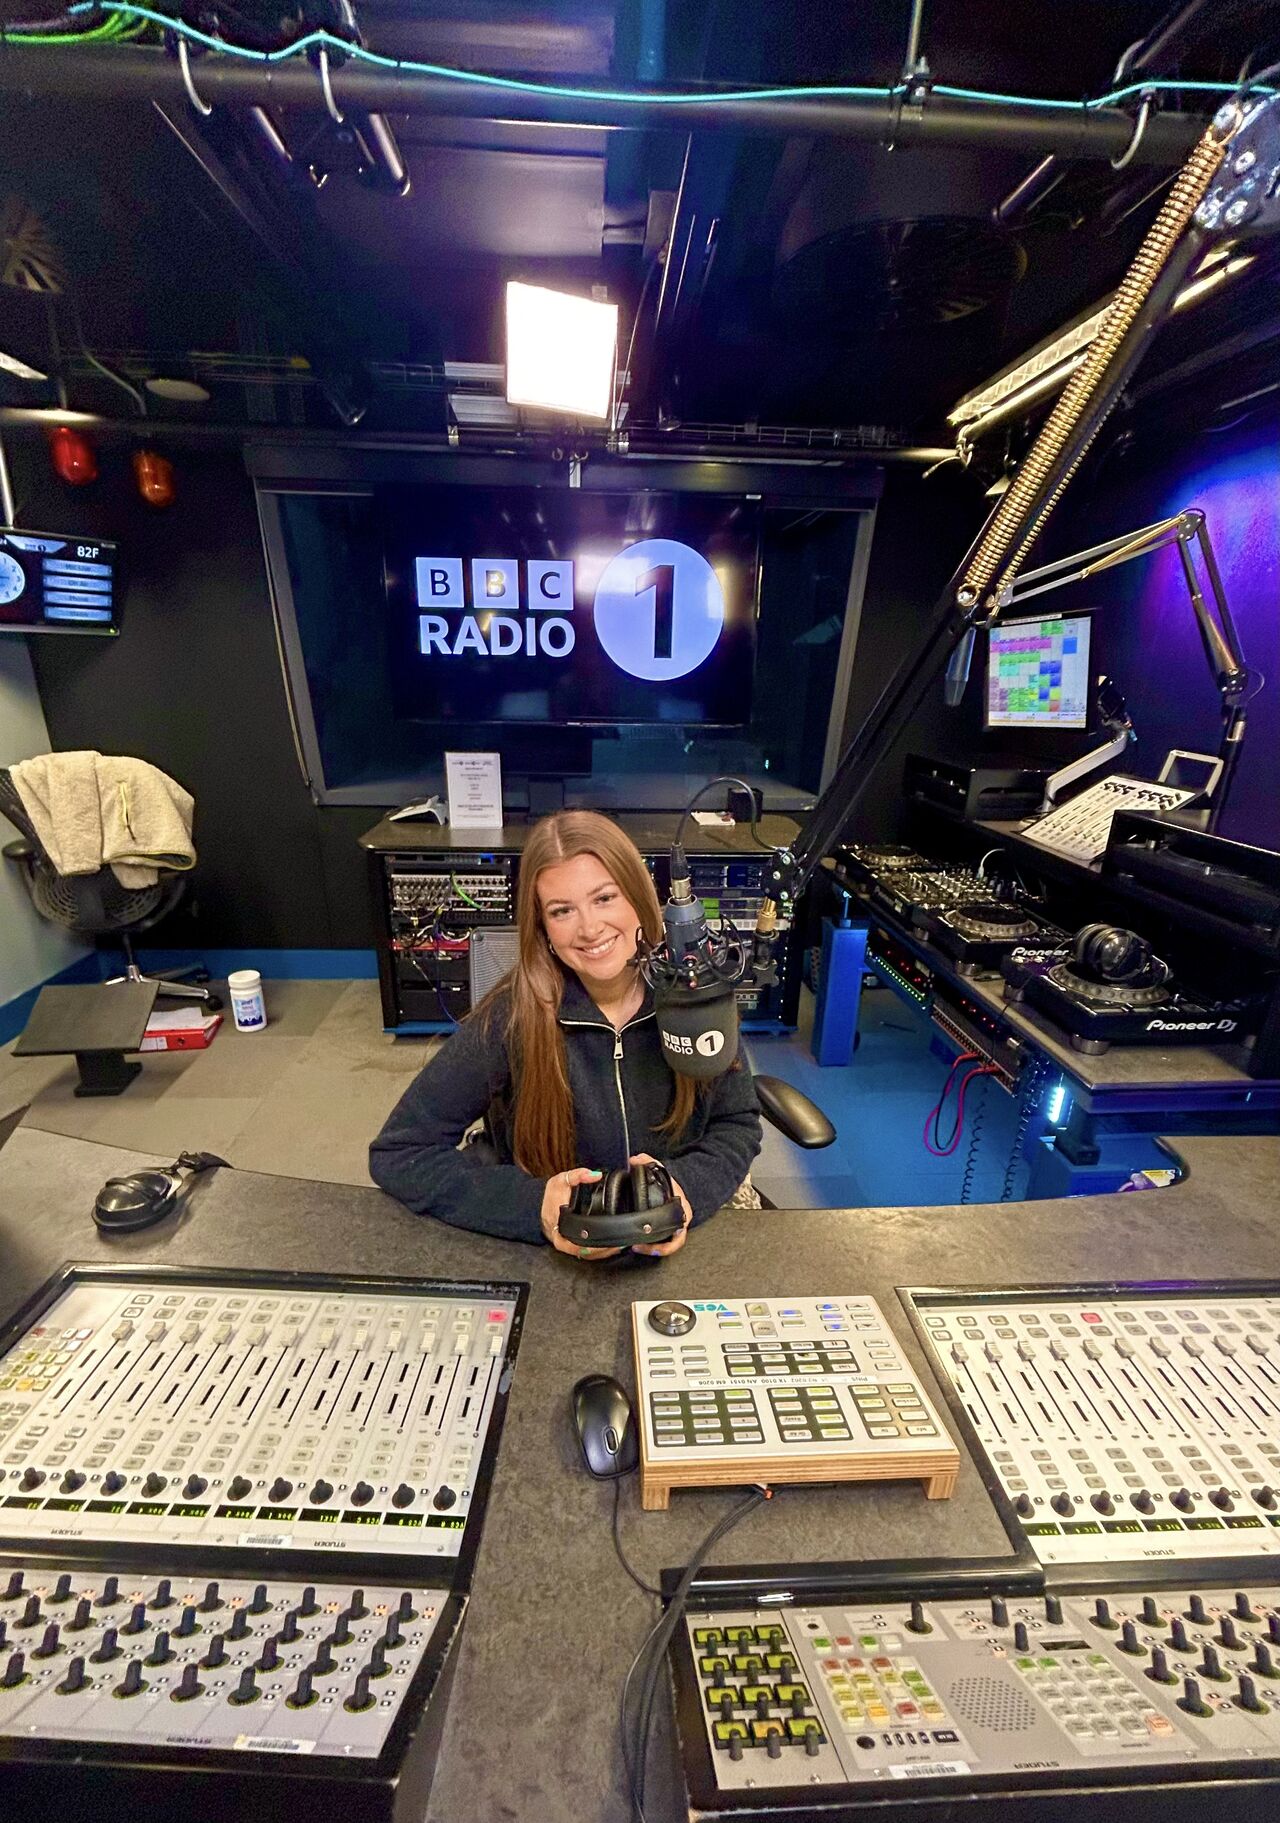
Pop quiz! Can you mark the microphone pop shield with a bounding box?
[654,978,740,1081]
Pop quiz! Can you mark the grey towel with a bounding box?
[10,750,195,889]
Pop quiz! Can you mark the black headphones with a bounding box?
[1072,923,1170,988]
[557,1162,684,1249]
[94,1151,229,1235]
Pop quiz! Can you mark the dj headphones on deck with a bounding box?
[1071,923,1171,989]
[557,1161,684,1249]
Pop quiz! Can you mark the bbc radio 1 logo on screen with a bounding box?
[415,539,725,682]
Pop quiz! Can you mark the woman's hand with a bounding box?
[628,1153,694,1257]
[541,1168,623,1260]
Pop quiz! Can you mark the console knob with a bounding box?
[1014,1494,1035,1519]
[351,1482,375,1507]
[1238,1673,1267,1712]
[198,1581,222,1613]
[248,1584,270,1615]
[1013,1621,1030,1653]
[1045,1595,1063,1625]
[433,1485,457,1511]
[55,1655,87,1695]
[18,1467,44,1492]
[1050,1493,1074,1517]
[1170,1617,1191,1653]
[51,1574,73,1605]
[990,1597,1009,1627]
[309,1480,334,1505]
[1199,1644,1226,1681]
[1209,1487,1235,1512]
[299,1586,319,1617]
[648,1301,696,1337]
[0,1651,24,1688]
[228,1666,259,1707]
[1120,1621,1143,1656]
[1254,1642,1275,1678]
[267,1478,293,1503]
[1178,1676,1212,1718]
[147,1631,173,1667]
[1090,1492,1114,1516]
[1131,1489,1155,1514]
[1220,1615,1241,1650]
[172,1662,203,1703]
[1235,1592,1259,1623]
[3,1570,25,1602]
[96,1577,120,1607]
[60,1470,85,1494]
[1141,1597,1164,1629]
[391,1483,415,1509]
[227,1608,250,1642]
[141,1473,167,1498]
[1254,1486,1277,1510]
[181,1475,208,1501]
[226,1476,253,1502]
[100,1471,125,1496]
[114,1659,145,1700]
[344,1667,375,1714]
[905,1600,931,1635]
[1094,1599,1117,1629]
[1172,1488,1195,1513]
[1187,1593,1208,1624]
[1148,1646,1176,1686]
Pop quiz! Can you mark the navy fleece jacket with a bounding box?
[369,971,761,1242]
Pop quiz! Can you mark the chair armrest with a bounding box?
[753,1074,836,1149]
[2,837,35,864]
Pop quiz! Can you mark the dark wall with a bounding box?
[15,435,378,947]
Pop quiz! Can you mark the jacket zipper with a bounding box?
[559,1011,653,1159]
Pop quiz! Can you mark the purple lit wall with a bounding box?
[1051,405,1280,850]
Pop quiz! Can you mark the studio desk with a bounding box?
[2,1124,1280,1822]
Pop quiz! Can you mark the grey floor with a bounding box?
[0,980,435,1185]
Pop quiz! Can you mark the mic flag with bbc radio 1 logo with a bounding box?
[653,976,741,1082]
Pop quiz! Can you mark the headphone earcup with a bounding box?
[602,1169,627,1215]
[629,1162,653,1210]
[644,1162,674,1206]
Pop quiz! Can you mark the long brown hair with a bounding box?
[478,811,697,1176]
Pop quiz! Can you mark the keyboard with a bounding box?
[1021,774,1198,866]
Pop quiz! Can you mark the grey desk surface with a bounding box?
[1,1125,1278,1822]
[359,812,802,856]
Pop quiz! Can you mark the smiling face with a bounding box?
[536,851,642,992]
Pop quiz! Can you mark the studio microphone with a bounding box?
[642,842,744,1081]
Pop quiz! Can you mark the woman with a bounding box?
[369,810,762,1258]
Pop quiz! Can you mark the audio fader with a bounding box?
[903,1284,1280,1567]
[0,1266,523,1559]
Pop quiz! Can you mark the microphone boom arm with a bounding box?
[763,92,1277,905]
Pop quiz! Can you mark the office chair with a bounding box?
[0,767,220,1008]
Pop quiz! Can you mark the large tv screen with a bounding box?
[382,487,759,725]
[0,530,120,636]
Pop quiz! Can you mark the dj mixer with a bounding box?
[631,1297,958,1511]
[902,1286,1280,1569]
[0,1265,526,1820]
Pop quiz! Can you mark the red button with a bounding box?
[846,1657,864,1669]
[1081,1312,1101,1323]
[834,1635,853,1647]
[896,1702,919,1717]
[823,1658,840,1672]
[872,1657,893,1669]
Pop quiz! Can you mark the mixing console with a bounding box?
[903,1286,1280,1567]
[0,1565,441,1756]
[631,1297,958,1511]
[0,1269,523,1560]
[676,1581,1280,1813]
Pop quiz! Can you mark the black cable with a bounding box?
[620,1485,770,1820]
[612,1479,662,1598]
[1001,1058,1044,1202]
[673,776,770,853]
[960,1075,990,1204]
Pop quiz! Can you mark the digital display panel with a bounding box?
[382,488,759,725]
[0,530,120,636]
[986,613,1090,729]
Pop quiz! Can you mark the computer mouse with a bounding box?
[572,1373,638,1478]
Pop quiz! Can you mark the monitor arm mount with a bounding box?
[1039,676,1135,814]
[1001,509,1249,821]
[762,91,1278,911]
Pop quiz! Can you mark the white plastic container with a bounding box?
[227,969,267,1032]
